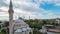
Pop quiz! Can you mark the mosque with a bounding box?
[13,17,32,34]
[8,0,32,34]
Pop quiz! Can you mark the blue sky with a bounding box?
[0,0,60,20]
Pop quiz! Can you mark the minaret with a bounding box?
[8,0,14,34]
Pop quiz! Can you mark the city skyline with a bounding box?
[0,0,60,20]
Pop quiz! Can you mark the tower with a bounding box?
[8,0,14,34]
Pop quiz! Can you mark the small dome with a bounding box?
[15,29,22,32]
[27,27,31,31]
[22,28,27,32]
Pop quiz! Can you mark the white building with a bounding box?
[13,17,32,34]
[56,18,60,25]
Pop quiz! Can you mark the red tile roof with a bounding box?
[48,29,60,33]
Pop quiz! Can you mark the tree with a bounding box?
[4,21,9,27]
[0,25,1,29]
[34,19,39,23]
[1,29,6,34]
[0,21,2,23]
[43,20,47,25]
[30,23,42,30]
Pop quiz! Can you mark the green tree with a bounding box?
[30,23,42,30]
[43,20,47,25]
[0,21,2,23]
[4,21,9,27]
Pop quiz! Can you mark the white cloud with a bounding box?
[0,0,60,20]
[54,0,60,6]
[14,8,38,19]
[55,3,60,6]
[0,7,8,11]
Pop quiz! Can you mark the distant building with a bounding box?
[56,18,60,25]
[39,25,60,34]
[38,18,60,25]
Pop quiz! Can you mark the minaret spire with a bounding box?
[9,0,13,9]
[9,0,14,13]
[8,0,14,34]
